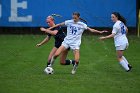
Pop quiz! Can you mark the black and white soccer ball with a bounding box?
[44,67,54,74]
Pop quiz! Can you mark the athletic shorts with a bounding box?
[62,40,80,50]
[55,40,63,48]
[116,43,129,50]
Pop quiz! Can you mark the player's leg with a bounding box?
[60,49,75,65]
[116,50,130,71]
[60,49,69,65]
[49,45,67,66]
[71,49,80,74]
[121,44,132,69]
[47,47,58,67]
[122,55,132,69]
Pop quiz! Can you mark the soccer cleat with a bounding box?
[47,64,52,67]
[128,64,132,69]
[126,64,132,72]
[127,64,132,72]
[71,64,78,74]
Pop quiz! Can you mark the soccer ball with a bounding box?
[44,67,54,74]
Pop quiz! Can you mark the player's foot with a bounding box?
[71,64,78,74]
[126,64,132,72]
[128,64,132,69]
[47,64,52,67]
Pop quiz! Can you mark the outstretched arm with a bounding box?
[99,33,115,40]
[36,36,51,47]
[40,22,65,34]
[48,22,65,30]
[87,27,108,34]
[40,28,58,35]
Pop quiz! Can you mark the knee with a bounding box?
[117,55,122,62]
[118,55,122,58]
[60,61,65,65]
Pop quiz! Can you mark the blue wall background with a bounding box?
[0,0,136,27]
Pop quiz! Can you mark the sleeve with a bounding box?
[112,26,118,34]
[47,34,51,37]
[83,24,88,30]
[64,20,70,26]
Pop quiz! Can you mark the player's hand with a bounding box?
[100,30,108,34]
[40,27,46,32]
[36,43,41,47]
[99,37,106,40]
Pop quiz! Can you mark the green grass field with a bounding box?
[0,35,140,93]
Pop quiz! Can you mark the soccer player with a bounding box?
[41,12,106,74]
[100,12,132,72]
[36,15,75,67]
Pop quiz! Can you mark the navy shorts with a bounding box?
[55,40,63,48]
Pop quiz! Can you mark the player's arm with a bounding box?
[40,22,65,34]
[100,26,117,40]
[87,27,107,34]
[48,22,65,30]
[40,27,58,35]
[99,33,115,40]
[36,35,51,47]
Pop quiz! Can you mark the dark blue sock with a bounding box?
[64,60,75,65]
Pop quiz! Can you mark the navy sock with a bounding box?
[65,60,71,65]
[64,60,75,65]
[47,59,51,67]
[47,62,50,67]
[71,60,75,65]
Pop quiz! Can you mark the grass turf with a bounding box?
[0,35,140,93]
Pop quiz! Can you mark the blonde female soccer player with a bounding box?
[37,16,75,67]
[100,12,132,72]
[41,12,106,74]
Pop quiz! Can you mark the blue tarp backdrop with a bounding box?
[0,0,136,27]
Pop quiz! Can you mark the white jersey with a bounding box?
[112,20,128,47]
[64,20,87,45]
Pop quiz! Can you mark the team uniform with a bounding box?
[112,20,132,71]
[112,20,129,50]
[48,26,66,48]
[62,20,87,50]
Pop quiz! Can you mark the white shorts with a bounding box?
[116,43,129,50]
[62,40,80,50]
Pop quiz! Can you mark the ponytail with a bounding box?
[119,15,126,25]
[79,18,87,24]
[112,12,126,25]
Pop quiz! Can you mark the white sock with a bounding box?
[49,56,55,67]
[122,56,129,65]
[120,60,129,71]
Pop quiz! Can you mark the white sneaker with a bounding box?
[47,64,52,67]
[71,64,78,74]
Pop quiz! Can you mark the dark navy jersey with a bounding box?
[48,26,65,40]
[48,26,66,48]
